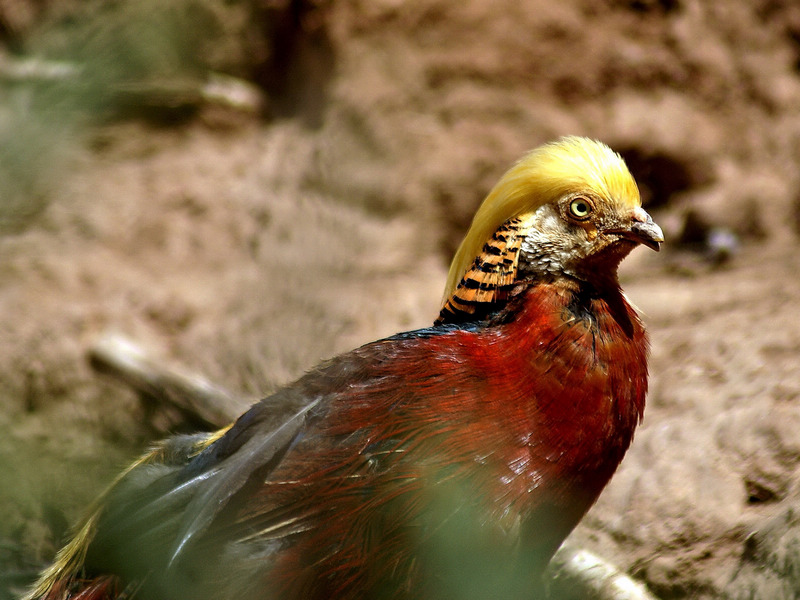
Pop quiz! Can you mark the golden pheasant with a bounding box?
[27,136,662,600]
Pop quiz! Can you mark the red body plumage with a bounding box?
[261,279,648,599]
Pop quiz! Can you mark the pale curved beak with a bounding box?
[629,209,664,252]
[606,207,664,251]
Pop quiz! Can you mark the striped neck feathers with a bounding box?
[436,217,527,325]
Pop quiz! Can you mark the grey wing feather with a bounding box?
[84,390,325,584]
[167,396,323,567]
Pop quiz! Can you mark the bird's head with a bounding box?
[439,137,663,323]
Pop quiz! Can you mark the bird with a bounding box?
[26,136,663,600]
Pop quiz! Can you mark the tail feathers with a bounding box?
[41,575,122,600]
[24,432,223,600]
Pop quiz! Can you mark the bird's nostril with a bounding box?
[631,206,649,224]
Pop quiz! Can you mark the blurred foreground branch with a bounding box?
[0,52,264,114]
[547,546,659,600]
[0,53,79,82]
[89,332,245,430]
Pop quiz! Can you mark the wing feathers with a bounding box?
[167,396,324,567]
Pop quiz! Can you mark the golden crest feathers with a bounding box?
[442,137,640,305]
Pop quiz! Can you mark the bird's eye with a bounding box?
[568,197,593,220]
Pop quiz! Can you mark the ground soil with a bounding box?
[2,1,800,598]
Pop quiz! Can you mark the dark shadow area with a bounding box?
[251,0,336,128]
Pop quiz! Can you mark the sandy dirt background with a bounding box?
[2,1,800,598]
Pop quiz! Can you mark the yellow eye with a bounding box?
[568,197,593,220]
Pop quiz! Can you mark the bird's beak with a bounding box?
[612,207,664,252]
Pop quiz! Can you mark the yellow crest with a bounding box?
[441,137,640,311]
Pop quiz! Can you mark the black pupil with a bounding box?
[574,201,587,214]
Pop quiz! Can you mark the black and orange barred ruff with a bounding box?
[436,218,525,325]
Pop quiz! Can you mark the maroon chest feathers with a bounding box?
[493,281,649,465]
[376,279,650,524]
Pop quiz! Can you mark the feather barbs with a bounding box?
[436,216,529,324]
[441,137,640,314]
